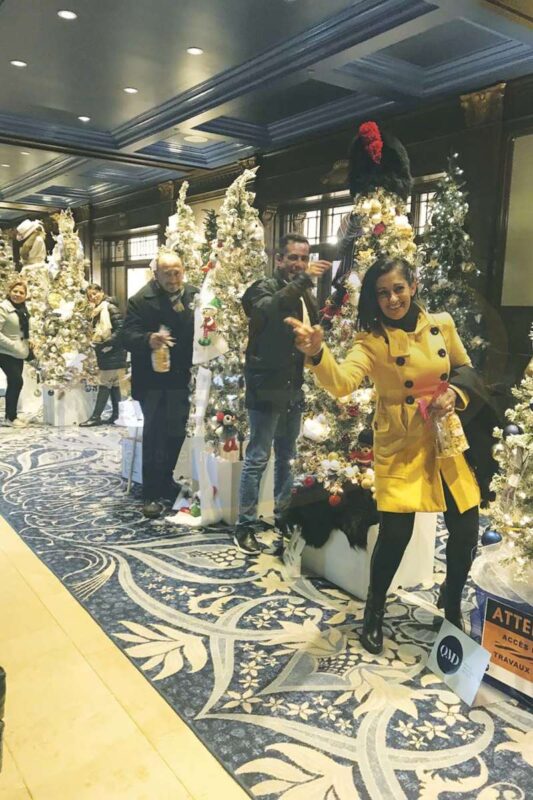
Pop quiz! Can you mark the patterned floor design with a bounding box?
[0,425,531,800]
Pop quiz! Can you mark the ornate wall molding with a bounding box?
[157,180,175,200]
[460,82,507,127]
[321,159,349,188]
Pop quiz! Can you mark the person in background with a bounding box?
[234,233,331,555]
[287,256,480,655]
[0,279,31,428]
[80,283,128,427]
[121,250,199,519]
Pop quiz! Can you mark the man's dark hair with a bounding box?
[356,256,418,332]
[87,282,103,292]
[277,232,309,257]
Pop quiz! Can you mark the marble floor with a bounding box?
[0,515,249,800]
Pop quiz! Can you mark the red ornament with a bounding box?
[342,292,350,305]
[373,222,386,235]
[215,411,225,422]
[353,448,374,468]
[358,121,383,164]
[320,302,340,320]
[328,494,342,507]
[223,436,238,453]
[347,405,359,417]
[303,476,315,487]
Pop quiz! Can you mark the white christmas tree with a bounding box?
[293,188,418,503]
[34,210,97,387]
[490,347,533,578]
[194,169,267,457]
[0,228,17,294]
[165,181,203,288]
[418,154,487,367]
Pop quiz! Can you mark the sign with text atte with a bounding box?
[428,620,491,705]
[482,598,533,699]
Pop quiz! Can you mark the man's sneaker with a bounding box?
[233,529,262,555]
[142,500,164,519]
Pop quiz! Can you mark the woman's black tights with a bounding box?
[0,354,24,421]
[369,481,479,607]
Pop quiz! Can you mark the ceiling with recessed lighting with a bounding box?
[0,0,532,221]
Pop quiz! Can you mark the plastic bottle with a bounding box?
[151,326,171,373]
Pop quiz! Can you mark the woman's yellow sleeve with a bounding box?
[443,312,472,369]
[309,336,374,398]
[442,313,472,410]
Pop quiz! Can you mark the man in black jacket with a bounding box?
[235,233,331,554]
[121,250,199,519]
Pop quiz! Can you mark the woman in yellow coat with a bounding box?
[286,256,480,655]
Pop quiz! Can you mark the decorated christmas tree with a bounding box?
[0,228,17,293]
[293,188,418,501]
[33,210,97,387]
[196,169,267,456]
[489,349,533,577]
[165,181,203,288]
[418,153,487,366]
[200,208,218,267]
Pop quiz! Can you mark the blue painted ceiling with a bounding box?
[0,0,532,221]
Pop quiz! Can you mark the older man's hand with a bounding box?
[149,331,175,350]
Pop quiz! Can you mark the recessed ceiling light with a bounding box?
[1,164,10,168]
[184,135,208,143]
[78,115,91,122]
[10,60,27,68]
[20,151,30,155]
[187,47,203,55]
[57,10,77,20]
[123,87,138,94]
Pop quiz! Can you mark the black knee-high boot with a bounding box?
[361,512,415,654]
[438,483,479,631]
[80,385,110,427]
[109,386,121,423]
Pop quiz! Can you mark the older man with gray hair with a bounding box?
[121,249,199,518]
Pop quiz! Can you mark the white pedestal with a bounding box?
[302,512,437,600]
[121,434,143,484]
[205,452,274,525]
[18,364,42,416]
[42,385,97,427]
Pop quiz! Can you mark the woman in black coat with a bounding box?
[80,284,127,426]
[0,279,31,428]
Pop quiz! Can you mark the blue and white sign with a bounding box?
[428,620,491,706]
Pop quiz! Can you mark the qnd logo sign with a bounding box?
[437,635,463,675]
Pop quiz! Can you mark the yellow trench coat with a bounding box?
[311,310,480,514]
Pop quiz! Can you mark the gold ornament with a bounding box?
[48,292,64,309]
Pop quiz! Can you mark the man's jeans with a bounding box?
[237,405,302,529]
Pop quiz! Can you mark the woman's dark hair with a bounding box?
[356,256,417,332]
[87,282,103,292]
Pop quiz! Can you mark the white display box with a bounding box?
[121,435,143,485]
[302,512,437,600]
[205,452,274,525]
[42,385,97,427]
